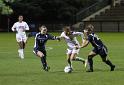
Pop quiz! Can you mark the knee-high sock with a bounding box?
[104,60,114,67]
[67,58,72,68]
[41,56,47,68]
[88,55,93,70]
[72,57,85,62]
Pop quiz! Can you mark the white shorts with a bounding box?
[16,33,27,43]
[66,48,80,55]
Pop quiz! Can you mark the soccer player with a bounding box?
[80,24,115,72]
[11,15,29,59]
[33,25,60,71]
[59,26,86,70]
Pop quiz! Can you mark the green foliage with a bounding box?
[10,0,98,22]
[0,0,13,15]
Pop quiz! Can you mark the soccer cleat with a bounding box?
[43,66,50,71]
[110,65,115,71]
[70,67,73,72]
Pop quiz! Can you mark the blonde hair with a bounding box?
[85,24,94,31]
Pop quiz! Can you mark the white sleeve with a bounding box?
[25,22,29,30]
[60,32,64,38]
[73,32,86,43]
[73,32,83,35]
[73,32,84,38]
[60,32,69,39]
[11,23,16,32]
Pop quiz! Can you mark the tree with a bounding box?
[10,0,98,23]
[0,0,13,14]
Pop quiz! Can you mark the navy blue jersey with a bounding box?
[34,32,57,51]
[88,33,104,49]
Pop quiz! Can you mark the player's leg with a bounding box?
[18,41,25,59]
[20,34,28,57]
[36,50,50,71]
[23,33,28,46]
[66,49,73,68]
[16,34,24,59]
[100,46,115,71]
[67,54,72,68]
[17,42,24,59]
[86,51,96,72]
[70,49,85,63]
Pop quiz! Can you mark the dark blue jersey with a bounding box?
[88,33,104,49]
[34,32,57,51]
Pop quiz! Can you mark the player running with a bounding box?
[80,24,115,72]
[11,15,29,59]
[59,26,86,71]
[33,25,60,71]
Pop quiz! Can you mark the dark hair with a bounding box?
[18,15,23,17]
[39,25,47,31]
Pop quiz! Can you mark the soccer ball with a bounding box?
[64,66,72,73]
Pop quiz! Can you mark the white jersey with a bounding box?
[11,21,29,42]
[11,21,29,34]
[60,31,84,50]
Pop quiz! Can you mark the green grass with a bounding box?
[0,32,124,85]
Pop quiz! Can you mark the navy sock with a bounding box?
[88,56,93,71]
[41,57,47,69]
[105,60,114,67]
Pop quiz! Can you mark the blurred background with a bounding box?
[0,0,124,32]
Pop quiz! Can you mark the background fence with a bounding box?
[81,21,124,32]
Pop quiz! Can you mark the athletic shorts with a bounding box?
[93,45,108,57]
[16,33,27,43]
[33,48,46,57]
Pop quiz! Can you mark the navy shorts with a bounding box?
[33,48,46,57]
[93,45,108,58]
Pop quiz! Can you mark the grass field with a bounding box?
[0,32,124,85]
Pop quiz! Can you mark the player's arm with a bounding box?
[58,32,69,40]
[74,32,83,36]
[25,22,29,31]
[48,34,60,41]
[80,39,89,48]
[11,23,16,32]
[34,33,39,45]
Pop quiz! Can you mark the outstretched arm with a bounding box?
[48,34,60,41]
[80,39,89,48]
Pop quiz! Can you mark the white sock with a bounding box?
[75,57,85,62]
[20,49,24,59]
[18,49,21,57]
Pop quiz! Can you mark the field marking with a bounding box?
[0,47,53,54]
